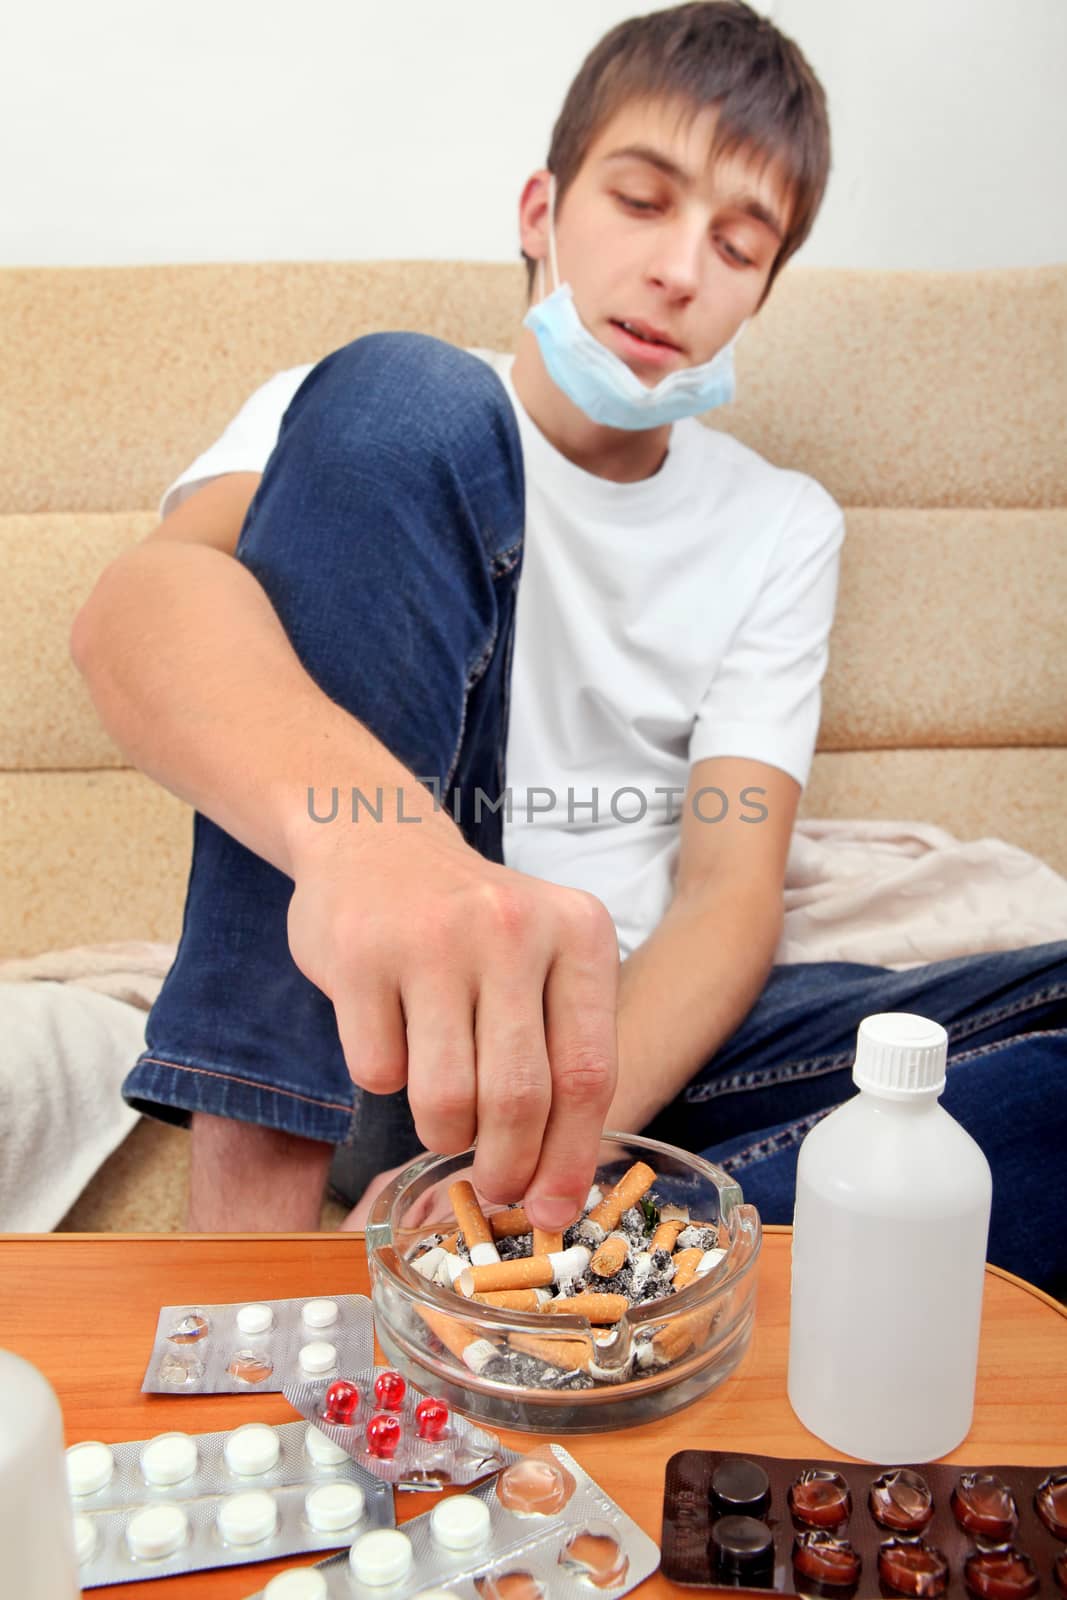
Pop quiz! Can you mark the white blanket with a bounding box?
[2,821,1065,1230]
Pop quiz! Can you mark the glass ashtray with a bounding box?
[366,1132,760,1432]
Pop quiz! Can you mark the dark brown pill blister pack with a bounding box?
[661,1449,1067,1596]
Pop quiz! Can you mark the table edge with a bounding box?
[9,1224,1065,1319]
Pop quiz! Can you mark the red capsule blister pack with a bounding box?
[661,1449,1067,1596]
[284,1368,521,1489]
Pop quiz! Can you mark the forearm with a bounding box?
[606,875,783,1133]
[72,543,453,878]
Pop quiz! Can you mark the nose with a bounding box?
[645,214,703,300]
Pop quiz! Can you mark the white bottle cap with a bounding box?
[265,1569,329,1600]
[302,1299,339,1329]
[72,1513,97,1565]
[349,1527,414,1585]
[217,1489,279,1545]
[140,1431,198,1486]
[299,1340,337,1375]
[224,1422,281,1477]
[66,1440,115,1497]
[430,1492,492,1550]
[263,1574,327,1600]
[126,1502,189,1560]
[853,1012,948,1098]
[237,1302,275,1335]
[305,1481,365,1532]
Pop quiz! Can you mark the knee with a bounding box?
[285,333,518,468]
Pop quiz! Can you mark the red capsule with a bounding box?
[414,1396,450,1441]
[322,1378,360,1424]
[366,1412,402,1459]
[373,1370,406,1411]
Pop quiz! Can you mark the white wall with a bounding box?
[2,0,1064,270]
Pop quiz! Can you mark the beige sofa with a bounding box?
[2,260,1064,1230]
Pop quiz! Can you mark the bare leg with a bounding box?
[187,1112,333,1230]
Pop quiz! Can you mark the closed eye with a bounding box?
[614,191,659,214]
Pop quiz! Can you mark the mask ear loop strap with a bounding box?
[536,172,560,301]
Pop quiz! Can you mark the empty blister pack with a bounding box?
[142,1294,374,1394]
[660,1448,1067,1596]
[66,1419,393,1588]
[285,1368,519,1490]
[244,1442,660,1598]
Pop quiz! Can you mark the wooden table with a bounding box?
[2,1227,1064,1597]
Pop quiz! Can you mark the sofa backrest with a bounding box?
[2,262,1064,956]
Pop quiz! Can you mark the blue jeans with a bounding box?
[124,333,1067,1295]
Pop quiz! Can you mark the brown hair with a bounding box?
[524,1,830,304]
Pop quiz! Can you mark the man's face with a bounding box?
[541,97,790,383]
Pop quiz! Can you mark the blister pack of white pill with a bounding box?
[284,1368,519,1490]
[243,1443,660,1599]
[141,1294,374,1394]
[66,1418,393,1588]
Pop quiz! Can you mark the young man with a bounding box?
[73,3,1066,1291]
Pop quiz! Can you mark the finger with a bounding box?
[402,976,478,1154]
[470,979,553,1205]
[333,979,408,1095]
[525,901,618,1231]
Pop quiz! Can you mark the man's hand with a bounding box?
[286,806,619,1231]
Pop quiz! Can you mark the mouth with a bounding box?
[609,318,681,352]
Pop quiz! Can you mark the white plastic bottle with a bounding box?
[787,1012,992,1462]
[0,1347,80,1597]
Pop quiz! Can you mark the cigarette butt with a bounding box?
[658,1203,689,1224]
[448,1180,500,1265]
[672,1246,726,1292]
[473,1289,551,1311]
[650,1307,713,1364]
[545,1293,629,1324]
[590,1233,629,1278]
[410,1246,446,1280]
[437,1252,469,1287]
[413,1304,500,1375]
[489,1207,530,1239]
[670,1246,704,1291]
[585,1160,656,1233]
[458,1256,554,1296]
[438,1230,460,1255]
[650,1218,685,1252]
[532,1228,564,1255]
[509,1331,593,1372]
[456,1245,590,1298]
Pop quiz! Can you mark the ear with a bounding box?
[518,169,552,267]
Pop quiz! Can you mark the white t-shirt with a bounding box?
[161,350,844,958]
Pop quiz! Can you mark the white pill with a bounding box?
[224,1422,281,1476]
[265,1570,329,1600]
[72,1513,97,1565]
[305,1481,365,1532]
[304,1423,349,1467]
[349,1527,414,1586]
[301,1299,339,1329]
[217,1488,279,1546]
[430,1493,491,1551]
[299,1339,337,1375]
[140,1431,198,1486]
[236,1302,275,1334]
[66,1440,114,1497]
[126,1502,189,1560]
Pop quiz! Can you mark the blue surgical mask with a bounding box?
[523,173,742,431]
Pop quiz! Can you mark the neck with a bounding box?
[510,327,671,483]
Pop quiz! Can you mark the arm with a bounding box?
[605,759,797,1134]
[71,473,618,1224]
